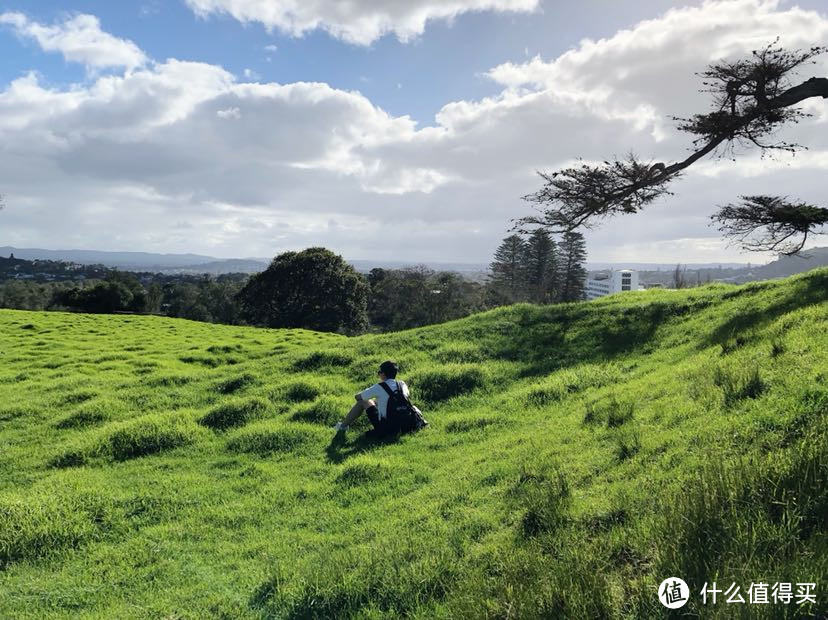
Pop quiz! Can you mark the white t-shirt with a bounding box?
[359,379,409,419]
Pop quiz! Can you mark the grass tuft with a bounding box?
[207,344,243,354]
[283,381,321,403]
[336,457,393,486]
[290,396,343,426]
[292,351,353,372]
[771,338,786,357]
[414,365,487,403]
[0,406,36,422]
[200,398,269,431]
[147,374,194,387]
[583,402,601,426]
[216,373,256,394]
[613,427,642,462]
[510,461,571,537]
[445,416,502,433]
[606,399,635,428]
[55,407,109,430]
[59,391,97,406]
[106,413,204,461]
[0,487,126,569]
[646,432,827,617]
[227,422,321,456]
[714,365,767,407]
[433,343,486,364]
[49,449,88,468]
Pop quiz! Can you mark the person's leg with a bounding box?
[339,398,375,426]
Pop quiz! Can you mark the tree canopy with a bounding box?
[489,235,527,303]
[489,230,586,304]
[236,247,369,333]
[366,266,487,331]
[517,42,828,255]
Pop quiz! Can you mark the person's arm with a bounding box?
[356,384,379,402]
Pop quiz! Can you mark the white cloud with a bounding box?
[184,0,539,45]
[2,0,828,263]
[361,168,451,195]
[217,106,241,119]
[0,12,147,70]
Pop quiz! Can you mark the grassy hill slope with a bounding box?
[1,269,827,619]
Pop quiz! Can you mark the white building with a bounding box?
[586,269,643,300]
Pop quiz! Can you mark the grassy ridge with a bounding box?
[1,269,827,618]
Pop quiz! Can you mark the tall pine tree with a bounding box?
[489,234,527,303]
[523,228,557,303]
[556,231,588,302]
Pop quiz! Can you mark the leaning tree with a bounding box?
[517,42,828,255]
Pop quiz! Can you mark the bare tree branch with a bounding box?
[515,42,828,242]
[712,195,828,255]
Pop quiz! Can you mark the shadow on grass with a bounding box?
[705,270,828,350]
[500,302,679,378]
[500,269,828,379]
[325,431,400,464]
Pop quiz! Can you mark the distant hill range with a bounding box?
[630,247,828,287]
[0,247,226,271]
[0,246,490,278]
[3,245,828,282]
[749,247,828,278]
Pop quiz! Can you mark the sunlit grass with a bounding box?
[1,269,827,618]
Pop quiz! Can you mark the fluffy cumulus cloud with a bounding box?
[0,12,147,70]
[360,0,828,260]
[2,1,828,262]
[184,0,539,45]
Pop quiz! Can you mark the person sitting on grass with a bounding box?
[333,360,427,435]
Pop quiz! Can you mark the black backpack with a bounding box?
[378,381,427,436]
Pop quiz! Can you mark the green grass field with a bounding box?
[1,269,827,619]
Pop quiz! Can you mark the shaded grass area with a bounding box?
[1,269,827,618]
[200,398,270,431]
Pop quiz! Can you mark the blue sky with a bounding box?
[1,1,712,124]
[1,0,827,263]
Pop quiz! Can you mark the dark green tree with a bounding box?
[429,270,487,324]
[236,247,368,333]
[145,282,163,314]
[367,266,430,330]
[489,234,528,303]
[0,280,52,310]
[672,263,688,289]
[367,267,488,331]
[165,282,203,320]
[104,271,146,311]
[557,231,588,302]
[523,228,558,303]
[200,277,244,324]
[55,281,136,313]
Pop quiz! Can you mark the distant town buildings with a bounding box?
[585,269,644,300]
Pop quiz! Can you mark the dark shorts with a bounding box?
[365,405,381,429]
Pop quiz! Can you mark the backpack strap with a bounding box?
[378,382,395,397]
